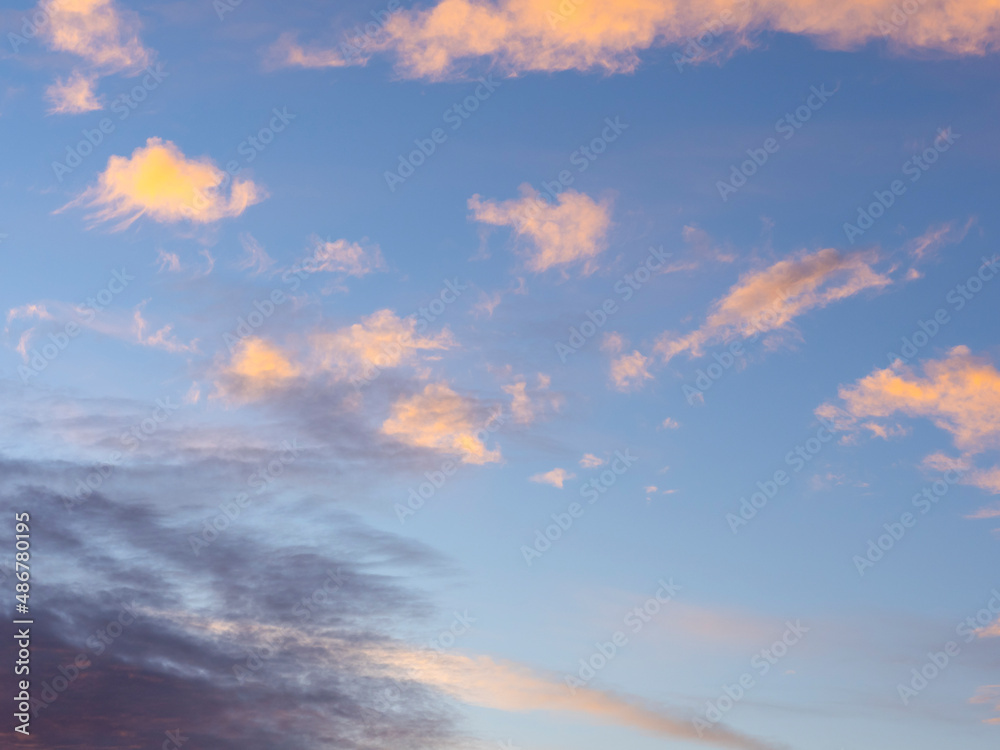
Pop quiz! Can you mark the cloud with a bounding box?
[46,70,102,113]
[220,337,301,396]
[353,0,1000,80]
[529,467,575,488]
[382,382,502,464]
[904,219,975,264]
[469,186,612,274]
[238,233,276,276]
[310,310,454,383]
[579,453,604,468]
[299,235,386,278]
[661,417,681,429]
[63,138,265,230]
[501,373,560,425]
[373,647,780,750]
[266,31,364,69]
[132,304,198,353]
[970,685,1000,724]
[39,0,154,114]
[818,346,1000,505]
[0,459,457,750]
[41,0,152,72]
[155,249,182,273]
[609,350,654,391]
[657,248,891,364]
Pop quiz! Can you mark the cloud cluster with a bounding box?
[469,186,612,274]
[40,0,154,113]
[63,138,265,229]
[280,0,1000,80]
[818,346,1000,502]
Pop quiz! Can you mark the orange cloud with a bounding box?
[469,186,612,274]
[656,248,890,364]
[348,0,1000,79]
[818,347,1000,503]
[382,382,502,464]
[970,685,1000,724]
[64,138,265,229]
[217,337,300,398]
[371,646,779,750]
[42,0,151,72]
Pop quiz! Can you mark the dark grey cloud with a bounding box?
[0,455,462,750]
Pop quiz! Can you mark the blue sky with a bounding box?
[2,1,999,749]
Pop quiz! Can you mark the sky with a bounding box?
[0,1,999,749]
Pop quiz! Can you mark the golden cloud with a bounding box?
[220,337,300,397]
[64,138,265,229]
[469,185,612,274]
[382,382,502,464]
[277,0,1000,80]
[656,248,890,364]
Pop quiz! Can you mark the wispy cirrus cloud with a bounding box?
[656,248,891,365]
